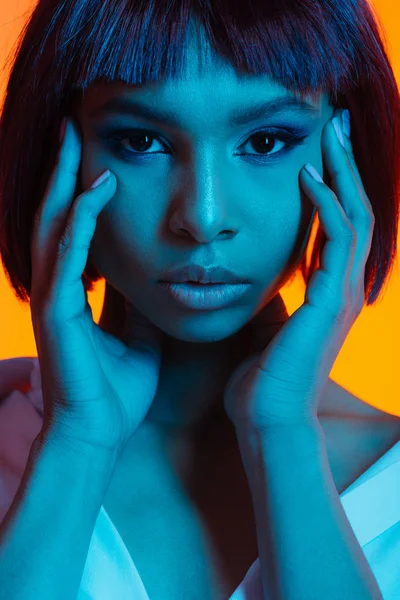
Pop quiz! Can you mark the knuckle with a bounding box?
[361,209,375,228]
[326,296,349,324]
[57,203,80,250]
[58,222,73,252]
[327,188,338,203]
[73,193,96,220]
[337,227,357,250]
[317,276,348,313]
[342,220,357,238]
[352,289,365,315]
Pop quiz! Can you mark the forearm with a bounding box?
[0,426,118,599]
[236,420,383,600]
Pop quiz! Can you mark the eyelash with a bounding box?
[101,126,308,163]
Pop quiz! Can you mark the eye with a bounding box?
[238,129,306,159]
[109,129,168,155]
[100,126,308,162]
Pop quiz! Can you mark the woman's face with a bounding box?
[75,37,335,345]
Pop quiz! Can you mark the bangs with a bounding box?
[3,0,397,308]
[46,0,373,105]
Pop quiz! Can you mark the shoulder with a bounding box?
[319,378,400,424]
[319,379,400,494]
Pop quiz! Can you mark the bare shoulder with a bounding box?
[319,378,400,423]
[318,379,400,494]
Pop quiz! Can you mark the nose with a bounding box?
[168,155,239,243]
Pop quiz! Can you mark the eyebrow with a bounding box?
[89,95,320,127]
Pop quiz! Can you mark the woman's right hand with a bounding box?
[30,117,165,457]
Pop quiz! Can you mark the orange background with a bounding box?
[1,0,399,415]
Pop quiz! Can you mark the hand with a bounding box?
[223,109,375,432]
[30,118,164,456]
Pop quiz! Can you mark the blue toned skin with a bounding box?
[223,113,375,433]
[75,28,331,438]
[71,24,385,600]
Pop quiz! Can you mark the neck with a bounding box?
[98,282,252,432]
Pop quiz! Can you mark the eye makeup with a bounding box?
[94,121,311,166]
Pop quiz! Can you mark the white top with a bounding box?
[1,357,399,599]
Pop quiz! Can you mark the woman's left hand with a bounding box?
[223,109,376,432]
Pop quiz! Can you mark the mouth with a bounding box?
[158,281,251,310]
[184,281,221,285]
[160,280,226,285]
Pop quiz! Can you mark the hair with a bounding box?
[0,0,399,308]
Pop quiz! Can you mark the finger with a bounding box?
[31,119,82,273]
[300,164,356,306]
[46,170,116,323]
[323,114,374,226]
[338,115,376,277]
[322,114,375,277]
[340,112,369,198]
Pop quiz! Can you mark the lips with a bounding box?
[185,281,219,285]
[158,281,251,310]
[159,264,248,285]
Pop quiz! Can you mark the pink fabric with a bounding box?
[1,357,400,599]
[0,358,43,524]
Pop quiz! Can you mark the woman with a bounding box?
[0,1,399,598]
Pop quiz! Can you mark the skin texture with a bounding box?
[73,23,336,459]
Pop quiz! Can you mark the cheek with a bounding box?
[256,179,313,242]
[282,185,317,272]
[88,201,158,279]
[79,144,103,190]
[252,185,316,282]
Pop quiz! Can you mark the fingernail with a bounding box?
[342,109,351,138]
[90,170,111,189]
[59,117,67,144]
[304,163,323,183]
[332,117,345,147]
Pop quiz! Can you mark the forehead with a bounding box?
[80,17,329,119]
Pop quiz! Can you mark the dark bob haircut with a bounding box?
[0,0,399,306]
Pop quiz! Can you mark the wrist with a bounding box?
[33,423,120,471]
[235,415,321,446]
[234,418,323,481]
